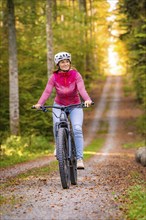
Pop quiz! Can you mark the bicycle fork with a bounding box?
[55,121,71,160]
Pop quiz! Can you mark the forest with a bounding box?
[0,0,146,164]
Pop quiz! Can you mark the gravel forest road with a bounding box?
[0,76,146,220]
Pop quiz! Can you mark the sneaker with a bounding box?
[77,159,84,169]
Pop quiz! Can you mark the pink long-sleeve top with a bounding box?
[38,69,91,106]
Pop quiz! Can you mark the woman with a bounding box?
[33,52,92,169]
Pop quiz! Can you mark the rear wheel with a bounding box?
[57,128,70,189]
[70,133,77,185]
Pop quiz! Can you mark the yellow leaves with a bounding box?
[1,135,24,157]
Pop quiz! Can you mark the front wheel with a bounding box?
[57,128,70,189]
[70,133,77,185]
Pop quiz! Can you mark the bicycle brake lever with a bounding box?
[41,106,48,112]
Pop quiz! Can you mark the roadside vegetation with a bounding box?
[123,140,145,150]
[123,75,146,137]
[121,76,145,220]
[0,135,54,168]
[120,183,146,220]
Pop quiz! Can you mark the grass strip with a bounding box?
[84,138,104,160]
[120,185,146,220]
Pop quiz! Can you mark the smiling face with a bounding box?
[58,59,71,72]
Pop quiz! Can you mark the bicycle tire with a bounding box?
[70,133,77,185]
[57,127,70,189]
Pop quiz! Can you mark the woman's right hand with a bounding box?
[33,104,42,109]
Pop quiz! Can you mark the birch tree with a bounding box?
[7,0,19,135]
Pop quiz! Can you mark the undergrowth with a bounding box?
[123,140,145,149]
[123,75,145,138]
[121,185,146,220]
[0,135,54,168]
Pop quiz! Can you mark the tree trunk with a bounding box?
[78,0,87,12]
[46,0,54,78]
[78,0,88,71]
[7,0,19,135]
[52,0,57,22]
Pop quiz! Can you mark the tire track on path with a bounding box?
[84,76,114,146]
[97,75,122,161]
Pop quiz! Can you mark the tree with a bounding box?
[118,0,146,106]
[46,0,54,78]
[7,0,19,135]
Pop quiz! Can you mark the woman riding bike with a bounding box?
[33,52,92,169]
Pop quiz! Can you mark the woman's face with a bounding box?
[58,59,71,71]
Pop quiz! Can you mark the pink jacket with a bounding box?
[38,69,91,106]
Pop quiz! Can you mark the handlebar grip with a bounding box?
[31,106,36,109]
[82,101,94,108]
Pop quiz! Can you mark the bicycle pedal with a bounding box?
[77,167,85,170]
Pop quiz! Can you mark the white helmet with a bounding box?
[54,52,71,65]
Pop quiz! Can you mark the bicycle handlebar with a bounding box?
[31,102,94,111]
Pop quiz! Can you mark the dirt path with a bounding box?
[0,76,145,220]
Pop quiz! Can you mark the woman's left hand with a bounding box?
[84,100,92,107]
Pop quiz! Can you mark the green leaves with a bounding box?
[118,0,146,107]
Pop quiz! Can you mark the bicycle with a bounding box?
[32,102,94,189]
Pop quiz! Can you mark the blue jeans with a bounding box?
[52,103,84,159]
